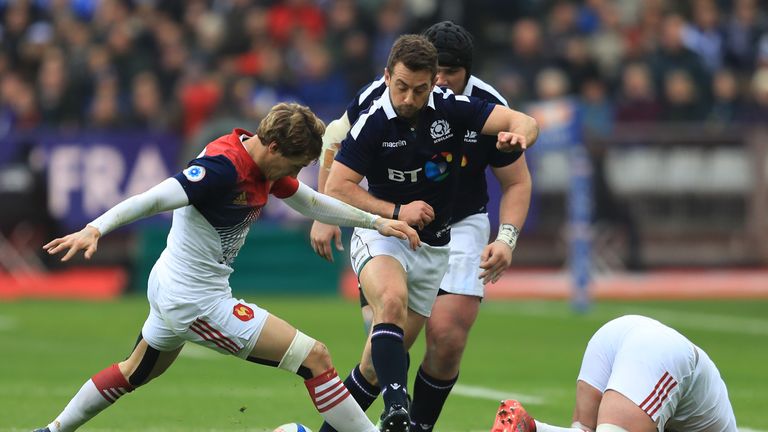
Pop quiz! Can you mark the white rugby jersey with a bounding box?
[153,129,298,301]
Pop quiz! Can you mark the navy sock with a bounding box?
[371,323,409,410]
[345,364,381,411]
[318,365,381,432]
[409,366,458,431]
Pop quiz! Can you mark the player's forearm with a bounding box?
[498,178,531,231]
[283,182,378,229]
[325,180,395,220]
[316,164,330,193]
[88,178,188,235]
[483,106,539,146]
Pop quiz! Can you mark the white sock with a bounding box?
[534,419,586,432]
[47,380,112,432]
[48,364,134,432]
[305,368,378,432]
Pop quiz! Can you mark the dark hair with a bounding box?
[386,34,438,78]
[257,103,325,160]
[422,21,474,77]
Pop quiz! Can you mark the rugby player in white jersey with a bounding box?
[311,22,532,432]
[35,103,420,432]
[492,315,737,432]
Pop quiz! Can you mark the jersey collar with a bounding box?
[381,86,437,120]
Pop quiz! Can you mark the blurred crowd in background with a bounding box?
[1,0,767,141]
[1,0,768,273]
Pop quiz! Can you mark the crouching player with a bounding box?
[492,315,737,432]
[35,103,420,432]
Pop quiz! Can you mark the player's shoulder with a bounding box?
[355,76,387,107]
[464,75,509,107]
[197,128,254,178]
[349,93,394,139]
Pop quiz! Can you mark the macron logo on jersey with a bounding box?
[183,165,206,182]
[382,140,407,148]
[464,130,478,143]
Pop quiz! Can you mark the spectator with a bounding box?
[683,0,724,73]
[707,68,744,127]
[499,18,550,104]
[723,0,766,72]
[739,67,768,124]
[660,68,708,123]
[615,62,662,123]
[649,14,711,104]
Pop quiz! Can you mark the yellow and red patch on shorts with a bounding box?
[233,303,254,321]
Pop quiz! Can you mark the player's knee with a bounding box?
[277,330,329,379]
[376,294,408,323]
[122,348,161,387]
[426,324,468,363]
[303,340,333,376]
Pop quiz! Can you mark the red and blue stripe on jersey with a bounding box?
[174,129,298,266]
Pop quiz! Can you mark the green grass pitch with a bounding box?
[1,297,766,431]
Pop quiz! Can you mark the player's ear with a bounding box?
[384,67,390,85]
[267,141,280,154]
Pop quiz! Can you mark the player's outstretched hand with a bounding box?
[43,225,101,262]
[310,220,343,262]
[373,218,421,250]
[496,132,527,153]
[399,200,435,230]
[479,240,514,284]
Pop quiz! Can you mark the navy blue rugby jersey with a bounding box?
[345,75,522,223]
[335,87,494,246]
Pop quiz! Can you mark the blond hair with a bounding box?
[257,103,326,160]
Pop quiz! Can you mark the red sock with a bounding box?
[91,364,135,403]
[304,368,350,413]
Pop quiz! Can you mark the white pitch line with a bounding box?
[452,384,544,405]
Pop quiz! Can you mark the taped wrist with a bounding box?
[496,224,520,251]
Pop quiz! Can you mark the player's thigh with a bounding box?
[573,379,603,430]
[439,213,490,297]
[359,255,408,309]
[426,293,480,343]
[597,389,657,432]
[248,313,302,362]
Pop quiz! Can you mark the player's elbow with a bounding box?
[324,178,346,200]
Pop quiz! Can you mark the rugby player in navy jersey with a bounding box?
[316,34,538,432]
[35,103,419,432]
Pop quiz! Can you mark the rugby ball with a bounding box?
[273,423,313,432]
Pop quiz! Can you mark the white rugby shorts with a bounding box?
[577,315,737,432]
[141,264,268,358]
[440,213,490,297]
[349,227,450,317]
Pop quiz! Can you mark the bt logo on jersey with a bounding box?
[388,167,422,182]
[387,152,457,183]
[233,304,254,321]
